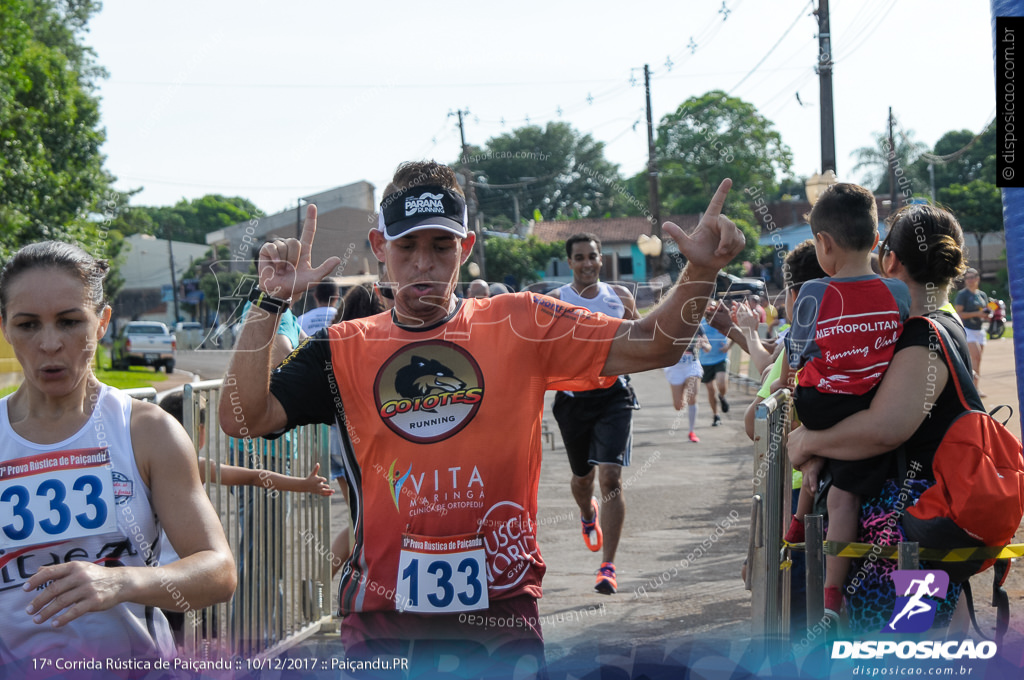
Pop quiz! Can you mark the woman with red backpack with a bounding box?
[787,205,1011,634]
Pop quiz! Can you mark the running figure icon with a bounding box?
[887,573,940,631]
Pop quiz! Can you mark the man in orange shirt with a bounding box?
[220,161,744,673]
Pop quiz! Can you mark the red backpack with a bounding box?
[901,316,1024,581]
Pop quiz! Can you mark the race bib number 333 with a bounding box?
[396,533,488,614]
[0,448,117,550]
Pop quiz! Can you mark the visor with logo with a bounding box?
[378,185,468,240]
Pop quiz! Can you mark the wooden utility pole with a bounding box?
[888,107,897,215]
[451,108,484,278]
[166,229,179,324]
[644,64,663,277]
[816,0,836,174]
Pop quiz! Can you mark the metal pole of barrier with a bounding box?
[751,389,792,650]
[805,514,825,632]
[318,425,332,621]
[745,495,761,591]
[181,379,334,660]
[898,542,920,570]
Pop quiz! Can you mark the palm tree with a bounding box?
[850,129,927,195]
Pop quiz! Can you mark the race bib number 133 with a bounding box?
[396,533,488,614]
[0,449,117,550]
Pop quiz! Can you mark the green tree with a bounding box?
[910,125,996,196]
[467,236,563,289]
[938,179,1002,278]
[169,195,260,244]
[106,194,262,244]
[654,90,792,214]
[464,122,625,223]
[0,0,113,258]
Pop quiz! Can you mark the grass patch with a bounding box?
[95,346,164,389]
[94,366,163,389]
[0,347,162,398]
[0,367,160,397]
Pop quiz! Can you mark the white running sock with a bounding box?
[688,404,697,432]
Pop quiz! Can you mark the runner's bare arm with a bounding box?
[219,205,340,438]
[611,284,641,320]
[602,180,744,375]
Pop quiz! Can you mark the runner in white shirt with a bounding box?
[0,241,234,670]
[296,278,340,336]
[547,233,640,595]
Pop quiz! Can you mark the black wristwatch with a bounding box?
[248,286,290,314]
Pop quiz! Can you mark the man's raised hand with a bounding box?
[662,179,745,277]
[257,204,342,300]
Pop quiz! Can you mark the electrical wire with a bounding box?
[833,0,900,64]
[915,116,996,165]
[729,1,813,95]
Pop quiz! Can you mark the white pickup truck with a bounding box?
[112,321,176,373]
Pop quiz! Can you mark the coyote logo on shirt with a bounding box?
[376,341,484,443]
[395,356,467,407]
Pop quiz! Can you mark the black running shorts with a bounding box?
[552,381,636,478]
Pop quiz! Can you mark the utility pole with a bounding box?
[928,162,936,204]
[815,0,836,175]
[643,64,663,278]
[166,228,180,324]
[888,107,897,216]
[451,108,484,278]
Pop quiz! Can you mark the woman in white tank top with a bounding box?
[0,242,235,669]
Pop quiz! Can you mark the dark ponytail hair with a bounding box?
[0,241,109,319]
[883,205,966,288]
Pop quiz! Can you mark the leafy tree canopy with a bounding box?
[463,122,625,223]
[654,90,792,215]
[910,126,996,194]
[108,194,261,244]
[938,179,1002,277]
[0,0,113,250]
[462,235,563,290]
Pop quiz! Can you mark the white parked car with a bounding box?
[112,322,176,373]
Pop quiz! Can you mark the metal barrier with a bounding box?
[178,380,333,660]
[123,386,158,403]
[727,343,761,395]
[748,388,792,653]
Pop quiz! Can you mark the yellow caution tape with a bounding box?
[812,541,1024,561]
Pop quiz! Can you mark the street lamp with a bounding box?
[805,170,838,205]
[636,233,663,258]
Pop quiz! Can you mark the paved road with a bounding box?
[157,334,1024,670]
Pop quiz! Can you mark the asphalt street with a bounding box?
[162,336,1024,669]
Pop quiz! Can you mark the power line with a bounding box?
[898,115,995,165]
[115,176,325,191]
[833,0,899,63]
[729,1,813,95]
[105,77,625,90]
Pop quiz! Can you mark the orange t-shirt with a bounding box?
[270,293,623,614]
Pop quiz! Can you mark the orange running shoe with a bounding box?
[595,562,617,594]
[581,497,603,552]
